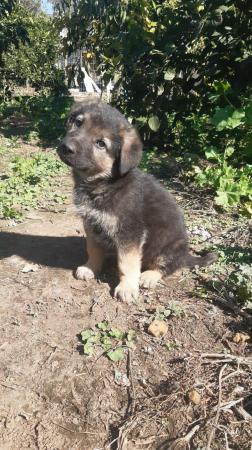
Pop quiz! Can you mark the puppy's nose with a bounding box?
[60,139,76,155]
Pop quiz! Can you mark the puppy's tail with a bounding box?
[185,252,218,268]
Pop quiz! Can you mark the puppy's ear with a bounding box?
[119,127,143,175]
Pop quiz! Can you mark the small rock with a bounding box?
[114,369,130,387]
[188,390,201,405]
[148,320,168,338]
[21,263,40,273]
[143,346,153,354]
[233,332,250,344]
[199,273,210,282]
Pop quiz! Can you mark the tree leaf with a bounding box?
[148,115,160,131]
[164,69,175,80]
[212,106,233,130]
[205,146,221,161]
[224,146,235,158]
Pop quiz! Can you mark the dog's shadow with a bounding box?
[0,231,84,269]
[0,231,118,291]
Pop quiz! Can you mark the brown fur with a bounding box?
[57,101,217,302]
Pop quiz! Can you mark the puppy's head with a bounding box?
[57,101,143,180]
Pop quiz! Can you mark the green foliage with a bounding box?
[58,0,252,216]
[193,145,252,213]
[80,322,135,361]
[0,152,66,219]
[0,1,29,60]
[1,2,66,98]
[3,13,65,92]
[0,94,73,143]
[148,303,183,323]
[227,265,252,309]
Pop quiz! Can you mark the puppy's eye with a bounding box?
[75,118,83,127]
[95,139,106,149]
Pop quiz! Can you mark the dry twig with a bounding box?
[168,424,200,450]
[201,353,252,366]
[206,364,227,450]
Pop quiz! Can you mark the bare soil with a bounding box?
[0,136,252,449]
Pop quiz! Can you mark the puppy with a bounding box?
[57,101,217,302]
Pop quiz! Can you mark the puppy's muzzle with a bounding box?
[59,138,76,155]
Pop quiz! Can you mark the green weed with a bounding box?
[80,321,135,361]
[0,152,66,219]
[227,264,252,309]
[147,303,184,324]
[193,145,252,215]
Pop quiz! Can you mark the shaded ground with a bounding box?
[0,117,252,450]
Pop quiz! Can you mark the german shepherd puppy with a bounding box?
[57,101,216,302]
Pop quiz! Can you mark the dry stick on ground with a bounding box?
[167,424,200,450]
[128,350,136,415]
[206,364,227,450]
[51,421,105,436]
[201,353,252,366]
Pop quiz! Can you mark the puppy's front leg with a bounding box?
[75,230,105,281]
[115,246,141,302]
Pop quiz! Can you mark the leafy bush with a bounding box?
[1,2,67,98]
[58,0,252,215]
[0,152,66,219]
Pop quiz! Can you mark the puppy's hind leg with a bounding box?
[75,229,105,281]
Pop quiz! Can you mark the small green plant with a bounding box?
[193,146,252,214]
[164,340,179,351]
[80,321,135,361]
[227,264,252,309]
[147,303,183,323]
[0,152,66,219]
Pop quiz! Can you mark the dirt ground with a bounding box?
[0,135,252,449]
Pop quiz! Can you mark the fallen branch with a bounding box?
[206,364,227,450]
[168,424,200,450]
[235,405,252,421]
[201,353,252,367]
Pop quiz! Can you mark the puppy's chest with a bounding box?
[74,189,118,242]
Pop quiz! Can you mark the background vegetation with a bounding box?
[58,0,252,216]
[0,0,65,99]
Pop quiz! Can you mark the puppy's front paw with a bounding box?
[75,266,95,281]
[114,281,139,302]
[139,270,162,289]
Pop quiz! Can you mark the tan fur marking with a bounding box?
[75,229,105,280]
[115,247,141,302]
[85,229,105,273]
[93,149,114,178]
[140,270,162,289]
